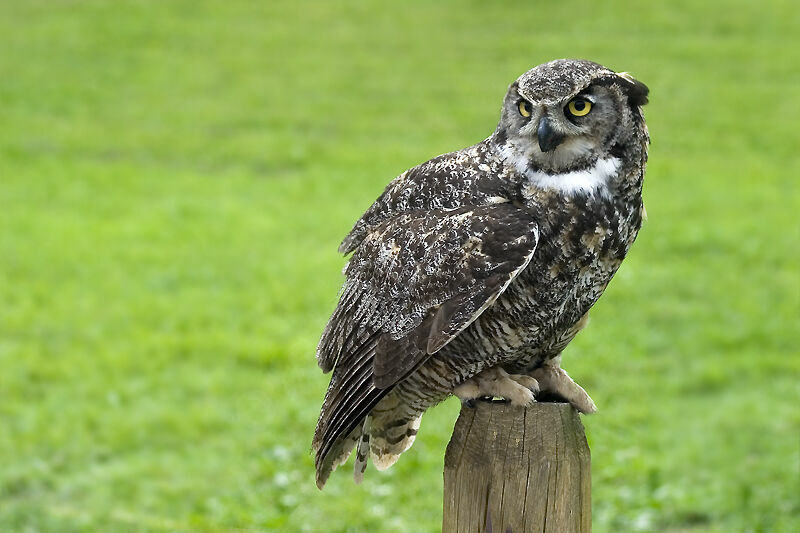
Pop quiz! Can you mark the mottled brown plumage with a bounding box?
[312,59,650,488]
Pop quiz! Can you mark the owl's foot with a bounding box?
[531,357,597,414]
[454,367,540,407]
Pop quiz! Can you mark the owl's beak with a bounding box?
[537,116,565,152]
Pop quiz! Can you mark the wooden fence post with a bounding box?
[442,401,591,533]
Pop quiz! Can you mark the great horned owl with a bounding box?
[312,59,649,488]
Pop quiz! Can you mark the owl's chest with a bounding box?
[521,223,624,312]
[532,191,635,269]
[486,195,640,347]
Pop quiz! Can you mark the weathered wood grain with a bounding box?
[443,401,591,533]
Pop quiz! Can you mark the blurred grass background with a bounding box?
[1,0,798,531]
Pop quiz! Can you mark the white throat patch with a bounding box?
[523,157,621,198]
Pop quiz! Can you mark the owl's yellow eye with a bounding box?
[518,100,532,118]
[566,98,592,117]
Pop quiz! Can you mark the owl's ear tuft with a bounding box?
[617,72,649,106]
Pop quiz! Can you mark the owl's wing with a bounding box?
[313,203,538,471]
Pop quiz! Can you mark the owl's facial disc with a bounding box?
[503,84,622,174]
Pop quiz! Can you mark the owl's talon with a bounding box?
[453,367,540,407]
[532,356,597,414]
[462,398,476,409]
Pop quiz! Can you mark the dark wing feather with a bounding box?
[313,204,539,479]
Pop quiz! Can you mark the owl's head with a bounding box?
[496,59,649,175]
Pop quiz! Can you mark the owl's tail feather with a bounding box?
[368,414,422,471]
[315,412,423,489]
[353,417,371,484]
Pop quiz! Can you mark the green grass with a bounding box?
[1,0,798,531]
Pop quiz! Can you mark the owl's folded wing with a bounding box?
[313,203,538,465]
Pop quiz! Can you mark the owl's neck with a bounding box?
[517,156,621,201]
[486,132,645,206]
